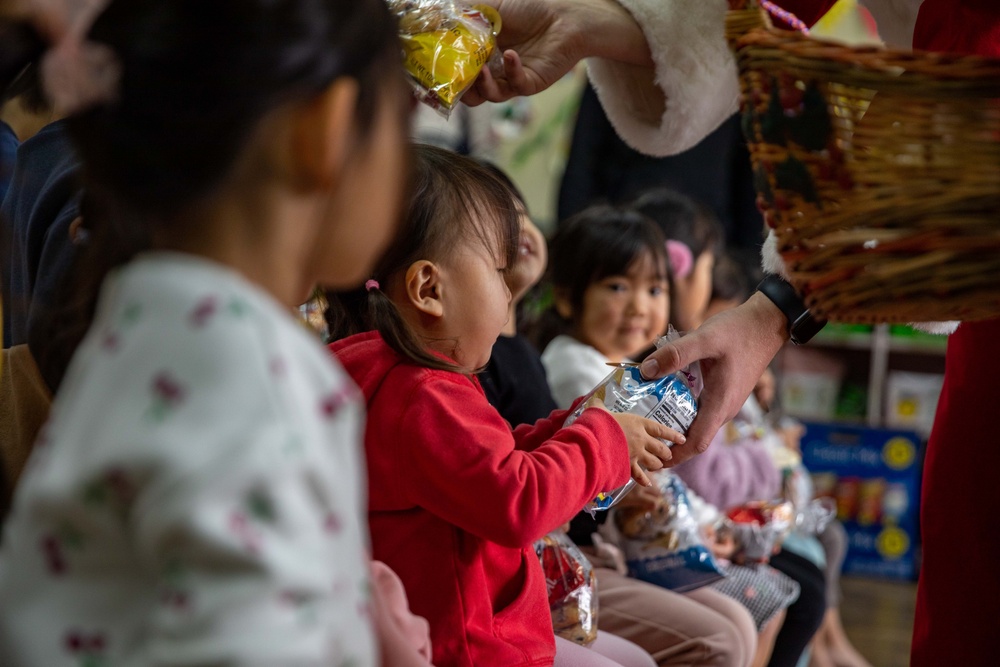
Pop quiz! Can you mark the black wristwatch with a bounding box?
[756,274,826,345]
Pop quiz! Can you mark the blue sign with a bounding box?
[801,422,923,580]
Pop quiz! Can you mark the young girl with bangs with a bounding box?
[540,206,671,409]
[327,144,677,667]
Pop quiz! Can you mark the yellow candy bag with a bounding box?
[388,1,501,116]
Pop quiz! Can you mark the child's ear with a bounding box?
[289,77,360,191]
[553,288,574,320]
[404,260,444,318]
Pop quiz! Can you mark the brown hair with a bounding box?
[326,144,520,372]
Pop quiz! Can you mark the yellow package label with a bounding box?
[400,6,499,110]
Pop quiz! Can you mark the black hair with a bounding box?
[1,0,402,391]
[630,187,724,268]
[0,20,47,112]
[530,205,668,350]
[326,144,520,373]
[477,160,526,209]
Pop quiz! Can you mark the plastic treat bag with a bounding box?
[725,500,795,563]
[297,288,330,341]
[565,329,700,514]
[534,531,598,646]
[795,496,837,535]
[388,0,501,117]
[605,470,725,592]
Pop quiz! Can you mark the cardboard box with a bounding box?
[885,371,943,436]
[801,422,922,580]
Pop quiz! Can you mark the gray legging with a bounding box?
[817,520,849,609]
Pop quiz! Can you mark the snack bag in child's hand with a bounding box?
[534,531,598,646]
[565,328,700,514]
[607,471,725,592]
[387,0,501,116]
[725,500,795,563]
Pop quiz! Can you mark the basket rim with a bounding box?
[727,6,1000,87]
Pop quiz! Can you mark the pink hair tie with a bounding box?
[665,240,694,280]
[365,279,380,292]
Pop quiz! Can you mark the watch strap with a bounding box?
[756,274,827,345]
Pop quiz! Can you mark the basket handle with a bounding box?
[726,0,770,42]
[726,0,810,42]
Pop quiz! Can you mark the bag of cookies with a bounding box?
[534,531,598,646]
[607,471,725,592]
[388,0,501,116]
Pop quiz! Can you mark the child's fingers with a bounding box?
[642,419,687,445]
[638,451,665,473]
[630,462,652,487]
[644,437,673,465]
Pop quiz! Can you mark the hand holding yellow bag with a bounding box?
[389,1,501,116]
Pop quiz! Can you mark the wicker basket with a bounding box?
[726,0,1000,323]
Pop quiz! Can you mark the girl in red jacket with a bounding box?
[328,144,679,667]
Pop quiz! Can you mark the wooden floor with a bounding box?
[839,576,917,667]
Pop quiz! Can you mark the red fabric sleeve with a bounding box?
[913,0,1000,57]
[395,376,630,549]
[509,396,588,452]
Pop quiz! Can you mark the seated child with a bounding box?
[630,188,723,333]
[327,145,678,667]
[536,209,801,666]
[672,252,844,667]
[482,171,757,667]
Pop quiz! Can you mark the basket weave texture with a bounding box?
[727,0,1000,323]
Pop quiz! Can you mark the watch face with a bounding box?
[791,311,827,345]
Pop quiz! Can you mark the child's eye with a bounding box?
[650,285,666,297]
[606,282,628,293]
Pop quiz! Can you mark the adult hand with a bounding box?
[464,0,652,105]
[640,292,789,465]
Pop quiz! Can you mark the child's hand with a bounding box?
[702,524,738,562]
[586,397,682,486]
[614,484,664,512]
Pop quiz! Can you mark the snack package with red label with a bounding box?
[725,501,795,563]
[533,531,598,646]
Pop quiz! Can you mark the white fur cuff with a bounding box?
[586,0,740,157]
[761,231,790,279]
[907,321,960,336]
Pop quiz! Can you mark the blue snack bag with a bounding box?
[610,471,725,592]
[564,329,699,515]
